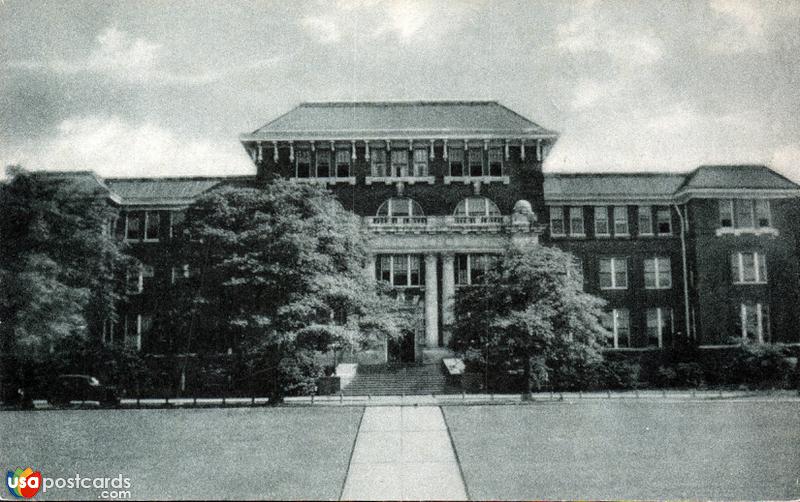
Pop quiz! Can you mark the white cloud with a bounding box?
[6,26,280,85]
[1,116,254,178]
[570,79,620,110]
[556,1,664,66]
[706,0,800,53]
[301,16,342,44]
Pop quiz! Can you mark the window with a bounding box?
[296,149,311,178]
[454,197,501,221]
[755,200,771,228]
[391,150,409,177]
[375,198,425,222]
[549,207,565,236]
[738,303,770,343]
[569,207,585,236]
[335,149,350,177]
[488,147,503,176]
[316,150,331,177]
[455,254,496,285]
[602,308,631,348]
[144,211,160,241]
[731,251,767,284]
[141,265,155,290]
[125,212,142,241]
[126,267,143,294]
[644,257,672,289]
[719,200,734,228]
[371,149,387,177]
[647,307,672,347]
[735,199,754,228]
[656,208,671,235]
[170,211,186,239]
[449,147,464,176]
[594,206,609,236]
[638,206,653,235]
[468,148,483,176]
[124,314,142,351]
[412,148,428,177]
[376,254,423,287]
[171,264,195,284]
[599,258,627,289]
[614,206,629,235]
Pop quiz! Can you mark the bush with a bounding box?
[656,362,705,388]
[724,344,795,389]
[597,360,640,390]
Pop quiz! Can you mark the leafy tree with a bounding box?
[450,243,608,397]
[0,166,132,403]
[187,180,404,403]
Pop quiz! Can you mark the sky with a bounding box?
[1,0,799,180]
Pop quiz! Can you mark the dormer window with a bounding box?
[296,149,311,178]
[316,150,331,177]
[335,149,350,177]
[371,149,387,177]
[454,197,501,220]
[449,147,464,176]
[412,148,428,177]
[488,147,503,176]
[390,150,409,177]
[376,198,425,222]
[468,148,483,177]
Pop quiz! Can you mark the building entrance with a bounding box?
[388,330,416,363]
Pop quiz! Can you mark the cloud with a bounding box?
[6,26,280,85]
[556,1,664,66]
[706,0,800,53]
[771,143,800,182]
[301,16,342,44]
[570,79,620,110]
[1,116,254,178]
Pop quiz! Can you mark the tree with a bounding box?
[0,167,132,403]
[187,179,403,403]
[449,243,608,398]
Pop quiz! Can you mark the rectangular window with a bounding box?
[379,255,392,283]
[471,255,488,284]
[391,150,409,177]
[614,206,629,236]
[144,211,160,241]
[335,149,350,177]
[412,148,428,177]
[569,207,585,236]
[377,255,423,287]
[644,257,672,289]
[449,147,464,176]
[600,258,627,289]
[735,199,754,228]
[468,148,484,177]
[638,206,653,235]
[126,267,143,294]
[603,309,631,348]
[754,200,771,228]
[731,252,767,284]
[594,206,609,236]
[647,307,672,347]
[124,314,142,351]
[549,207,565,236]
[125,212,142,241]
[296,149,311,178]
[171,264,195,284]
[456,254,469,285]
[392,255,408,286]
[170,211,186,239]
[371,149,387,177]
[316,150,331,177]
[719,200,734,228]
[739,303,770,343]
[656,208,672,235]
[488,147,503,176]
[141,264,155,290]
[409,255,421,285]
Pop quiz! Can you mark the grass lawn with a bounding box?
[0,406,363,500]
[443,400,800,500]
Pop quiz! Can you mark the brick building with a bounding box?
[79,101,800,361]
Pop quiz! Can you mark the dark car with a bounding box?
[47,375,121,408]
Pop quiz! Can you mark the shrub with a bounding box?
[725,344,795,389]
[598,360,640,390]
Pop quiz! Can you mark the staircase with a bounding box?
[341,363,459,396]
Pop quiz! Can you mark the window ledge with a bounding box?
[366,176,435,185]
[716,227,779,237]
[293,177,356,185]
[568,234,587,239]
[142,238,160,243]
[600,287,628,291]
[550,233,566,239]
[444,175,510,185]
[644,286,672,290]
[595,234,611,239]
[732,281,768,286]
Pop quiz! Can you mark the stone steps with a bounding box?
[341,364,460,396]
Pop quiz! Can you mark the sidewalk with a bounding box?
[340,406,467,500]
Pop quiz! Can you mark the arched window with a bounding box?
[454,197,501,217]
[376,198,424,217]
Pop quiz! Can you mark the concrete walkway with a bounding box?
[340,406,468,500]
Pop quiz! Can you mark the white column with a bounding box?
[441,253,455,346]
[424,254,439,348]
[365,253,377,281]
